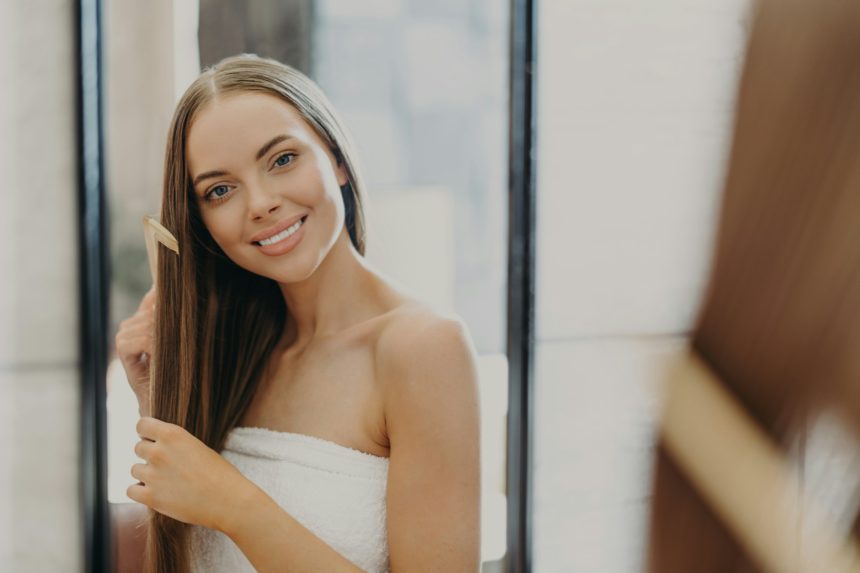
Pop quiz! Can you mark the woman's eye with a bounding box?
[274,153,295,168]
[207,185,230,199]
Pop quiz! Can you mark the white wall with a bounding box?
[0,0,82,571]
[533,1,751,570]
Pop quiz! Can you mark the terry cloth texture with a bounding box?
[189,426,390,572]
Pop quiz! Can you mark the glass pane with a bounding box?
[104,0,509,569]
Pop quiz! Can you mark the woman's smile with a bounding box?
[253,214,308,256]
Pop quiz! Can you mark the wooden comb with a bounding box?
[143,215,179,281]
[660,352,860,573]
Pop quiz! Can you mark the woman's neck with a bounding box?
[276,228,382,348]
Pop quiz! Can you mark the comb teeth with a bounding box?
[143,216,179,254]
[143,216,179,282]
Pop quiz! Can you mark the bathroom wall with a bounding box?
[0,0,82,571]
[533,0,752,571]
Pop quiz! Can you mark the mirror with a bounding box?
[101,1,514,570]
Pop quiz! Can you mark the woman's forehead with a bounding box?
[191,92,311,140]
[186,92,317,168]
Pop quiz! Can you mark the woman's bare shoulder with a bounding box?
[377,301,467,347]
[373,303,480,460]
[373,303,477,387]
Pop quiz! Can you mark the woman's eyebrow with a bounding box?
[192,170,228,188]
[254,134,294,161]
[191,134,296,188]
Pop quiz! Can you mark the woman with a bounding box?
[115,54,481,573]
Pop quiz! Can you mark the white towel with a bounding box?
[189,426,390,572]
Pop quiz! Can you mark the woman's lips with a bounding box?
[254,215,307,256]
[249,213,307,244]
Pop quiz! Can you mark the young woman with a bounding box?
[114,54,481,573]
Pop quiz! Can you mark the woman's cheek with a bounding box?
[204,208,244,248]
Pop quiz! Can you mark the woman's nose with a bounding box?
[247,181,282,220]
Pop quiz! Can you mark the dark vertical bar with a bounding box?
[506,0,537,571]
[77,0,110,571]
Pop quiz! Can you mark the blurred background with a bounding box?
[1,0,754,571]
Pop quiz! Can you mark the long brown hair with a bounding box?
[145,54,368,573]
[648,0,860,570]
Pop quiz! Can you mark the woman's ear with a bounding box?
[330,148,349,187]
[335,162,349,187]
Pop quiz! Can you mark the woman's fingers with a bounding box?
[116,321,153,351]
[133,438,162,464]
[130,462,151,484]
[116,322,154,344]
[126,483,149,506]
[115,290,157,414]
[138,286,157,311]
[116,312,155,363]
[117,325,154,347]
[136,417,170,441]
[116,336,153,362]
[133,439,157,461]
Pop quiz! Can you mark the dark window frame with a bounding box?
[77,0,110,571]
[505,0,538,571]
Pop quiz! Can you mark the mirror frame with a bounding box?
[77,0,111,570]
[506,0,537,571]
[77,1,537,571]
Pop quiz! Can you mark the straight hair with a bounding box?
[145,54,368,573]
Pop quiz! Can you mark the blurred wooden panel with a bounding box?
[198,0,312,73]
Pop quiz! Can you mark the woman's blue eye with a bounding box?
[274,153,294,167]
[209,185,229,198]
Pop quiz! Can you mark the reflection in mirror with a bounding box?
[104,1,509,571]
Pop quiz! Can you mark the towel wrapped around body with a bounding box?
[189,426,390,573]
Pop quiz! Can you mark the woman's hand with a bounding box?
[127,417,255,531]
[115,287,156,416]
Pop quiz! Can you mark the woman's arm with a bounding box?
[219,315,482,573]
[220,486,366,572]
[379,316,482,572]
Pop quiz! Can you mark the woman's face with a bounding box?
[186,91,349,283]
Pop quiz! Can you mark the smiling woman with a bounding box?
[185,92,353,279]
[113,55,481,573]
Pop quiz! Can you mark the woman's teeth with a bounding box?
[258,218,304,246]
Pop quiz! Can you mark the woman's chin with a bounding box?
[257,255,324,286]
